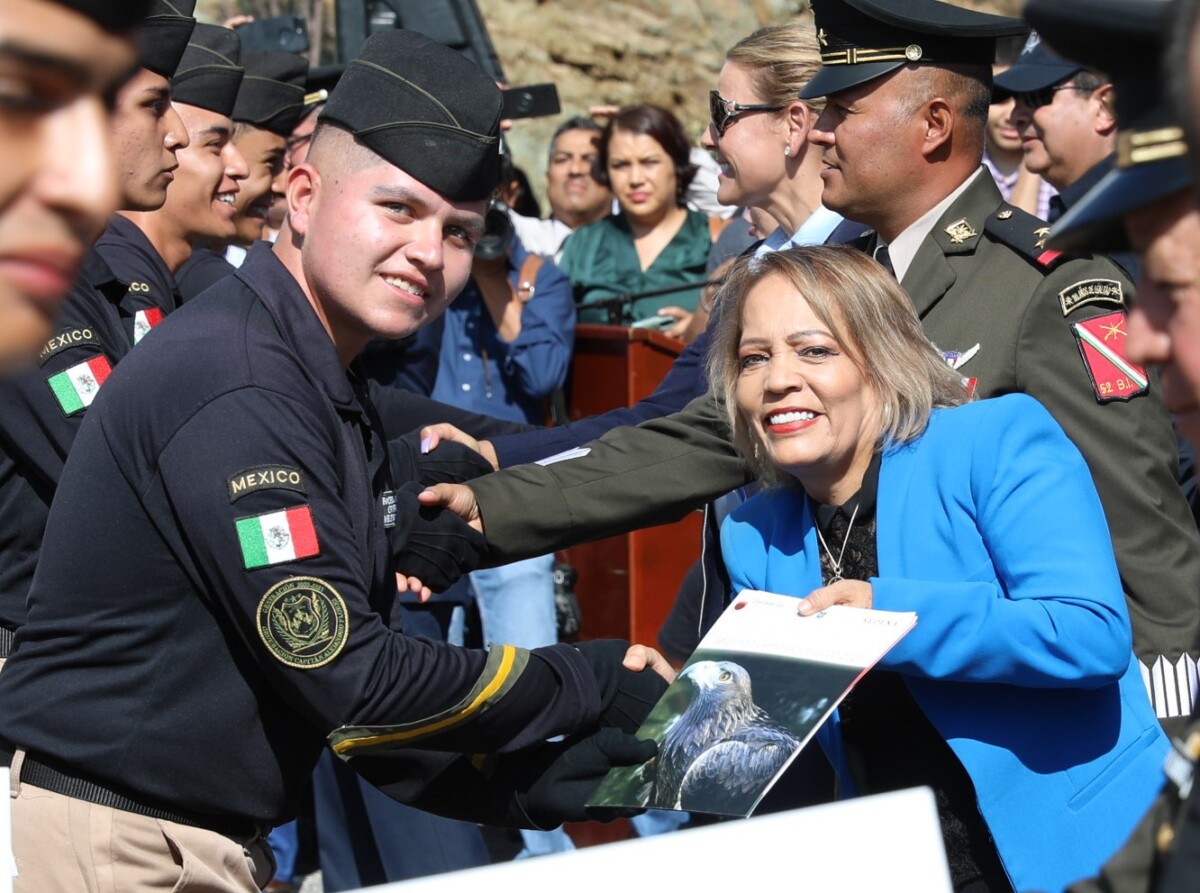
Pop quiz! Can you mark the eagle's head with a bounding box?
[679,660,754,705]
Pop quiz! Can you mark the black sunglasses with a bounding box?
[1010,84,1093,110]
[709,90,784,137]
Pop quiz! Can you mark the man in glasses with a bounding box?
[996,33,1118,229]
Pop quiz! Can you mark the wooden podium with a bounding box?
[558,324,703,648]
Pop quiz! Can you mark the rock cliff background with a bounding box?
[480,0,1019,207]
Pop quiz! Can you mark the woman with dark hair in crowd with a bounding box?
[562,103,712,325]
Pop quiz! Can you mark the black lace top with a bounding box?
[811,453,1013,893]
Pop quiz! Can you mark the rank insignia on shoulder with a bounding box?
[228,465,307,502]
[984,206,1064,269]
[46,356,111,415]
[257,576,348,669]
[39,327,100,365]
[1058,279,1124,317]
[132,307,163,344]
[1071,311,1149,403]
[943,218,977,244]
[235,505,321,569]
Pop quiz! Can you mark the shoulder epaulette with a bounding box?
[983,204,1066,270]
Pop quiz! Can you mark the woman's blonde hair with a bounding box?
[706,246,969,481]
[725,20,825,114]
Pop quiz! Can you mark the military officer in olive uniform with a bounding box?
[1027,0,1200,890]
[424,0,1200,738]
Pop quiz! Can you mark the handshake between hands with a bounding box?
[392,422,496,600]
[397,426,679,827]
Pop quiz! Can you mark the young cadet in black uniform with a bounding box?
[110,21,247,330]
[0,29,665,892]
[0,0,144,373]
[427,0,1200,737]
[1031,2,1200,890]
[176,50,309,302]
[0,0,196,657]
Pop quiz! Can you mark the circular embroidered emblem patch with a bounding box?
[257,576,349,669]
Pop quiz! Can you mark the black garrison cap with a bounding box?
[171,23,243,117]
[320,29,502,202]
[136,0,196,80]
[47,0,153,30]
[800,0,1029,99]
[233,51,308,136]
[1036,0,1189,253]
[993,31,1086,96]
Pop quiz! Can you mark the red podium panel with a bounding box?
[558,324,703,649]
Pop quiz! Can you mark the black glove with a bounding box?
[389,482,487,591]
[389,429,495,487]
[508,727,658,829]
[573,639,670,734]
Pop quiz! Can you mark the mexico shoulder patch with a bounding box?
[1072,311,1149,403]
[46,356,112,415]
[257,576,348,669]
[235,505,320,569]
[132,307,164,344]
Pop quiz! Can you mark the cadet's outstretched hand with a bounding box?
[510,727,657,829]
[575,639,671,734]
[419,423,499,471]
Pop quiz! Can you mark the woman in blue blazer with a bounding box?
[708,246,1167,893]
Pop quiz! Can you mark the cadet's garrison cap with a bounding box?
[171,23,243,118]
[993,31,1086,96]
[232,51,308,136]
[136,0,196,80]
[48,0,153,30]
[320,30,502,202]
[800,0,1029,99]
[1036,0,1188,253]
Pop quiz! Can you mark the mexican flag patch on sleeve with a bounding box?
[236,505,321,569]
[46,356,112,415]
[133,308,163,344]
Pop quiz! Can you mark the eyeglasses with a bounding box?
[1010,84,1095,110]
[709,90,784,137]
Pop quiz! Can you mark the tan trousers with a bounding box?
[8,750,273,892]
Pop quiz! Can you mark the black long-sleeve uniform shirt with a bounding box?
[0,243,598,827]
[0,217,179,634]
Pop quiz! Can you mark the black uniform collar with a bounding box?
[78,246,124,292]
[1050,153,1115,221]
[104,214,166,263]
[812,449,882,529]
[235,242,357,412]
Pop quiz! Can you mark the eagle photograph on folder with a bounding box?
[589,590,917,818]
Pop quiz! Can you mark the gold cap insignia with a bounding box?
[944,218,977,244]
